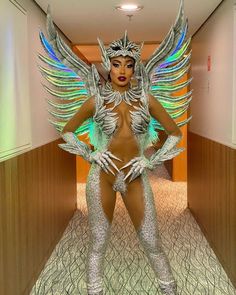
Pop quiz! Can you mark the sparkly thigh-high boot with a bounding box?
[86,164,112,295]
[136,172,177,295]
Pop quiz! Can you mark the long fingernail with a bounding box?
[107,168,115,175]
[120,163,131,170]
[110,153,123,162]
[124,172,132,181]
[111,162,120,172]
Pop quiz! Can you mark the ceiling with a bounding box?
[34,0,223,45]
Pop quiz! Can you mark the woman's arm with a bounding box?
[60,95,120,174]
[62,96,95,134]
[59,96,95,162]
[148,94,182,137]
[122,94,184,182]
[147,93,184,166]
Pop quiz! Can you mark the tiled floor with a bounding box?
[30,165,236,295]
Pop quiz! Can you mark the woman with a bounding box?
[39,2,190,294]
[61,51,182,294]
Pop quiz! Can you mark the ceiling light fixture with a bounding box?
[115,4,143,12]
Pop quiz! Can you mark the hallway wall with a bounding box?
[0,139,77,295]
[190,0,235,148]
[0,0,71,160]
[188,133,236,287]
[22,0,71,150]
[189,0,236,287]
[0,1,77,294]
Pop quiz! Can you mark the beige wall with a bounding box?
[190,0,235,149]
[188,0,236,287]
[0,0,71,155]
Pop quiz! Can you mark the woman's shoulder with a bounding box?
[84,95,96,108]
[76,95,96,118]
[143,92,156,108]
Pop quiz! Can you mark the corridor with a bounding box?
[30,165,236,295]
[1,0,236,294]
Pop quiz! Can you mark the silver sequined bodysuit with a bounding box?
[86,84,177,295]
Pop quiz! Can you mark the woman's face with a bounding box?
[109,56,135,89]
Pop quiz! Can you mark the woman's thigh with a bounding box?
[122,172,158,232]
[121,175,145,230]
[86,164,117,224]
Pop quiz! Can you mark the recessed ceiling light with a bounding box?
[115,4,143,12]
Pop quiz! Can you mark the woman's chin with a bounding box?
[114,80,129,88]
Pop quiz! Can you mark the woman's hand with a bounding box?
[120,156,154,183]
[90,150,122,175]
[149,146,185,166]
[120,139,184,183]
[149,135,184,167]
[59,132,92,161]
[60,132,122,175]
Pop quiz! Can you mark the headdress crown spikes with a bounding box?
[98,31,142,71]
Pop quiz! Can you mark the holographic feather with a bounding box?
[38,7,100,137]
[145,0,192,131]
[39,31,91,135]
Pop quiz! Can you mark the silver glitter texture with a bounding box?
[149,134,184,167]
[59,132,92,162]
[86,164,112,293]
[136,172,177,294]
[112,171,127,194]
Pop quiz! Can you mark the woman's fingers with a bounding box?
[129,166,143,182]
[105,165,115,175]
[123,157,149,182]
[106,157,120,172]
[120,162,132,170]
[124,163,140,181]
[100,156,107,165]
[120,158,137,170]
[106,151,122,162]
[97,159,104,168]
[124,167,134,181]
[94,151,120,174]
[129,171,140,182]
[102,165,109,174]
[94,152,150,178]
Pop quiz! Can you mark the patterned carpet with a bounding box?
[30,165,236,295]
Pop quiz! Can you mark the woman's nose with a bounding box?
[119,66,125,74]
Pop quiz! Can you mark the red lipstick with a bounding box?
[118,76,127,81]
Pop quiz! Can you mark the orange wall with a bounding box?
[76,134,91,183]
[172,74,189,182]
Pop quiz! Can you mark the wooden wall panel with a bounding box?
[187,131,236,287]
[0,139,77,295]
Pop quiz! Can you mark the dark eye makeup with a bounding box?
[112,62,134,68]
[112,63,119,67]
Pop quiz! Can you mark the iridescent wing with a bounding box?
[144,0,192,132]
[38,6,100,137]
